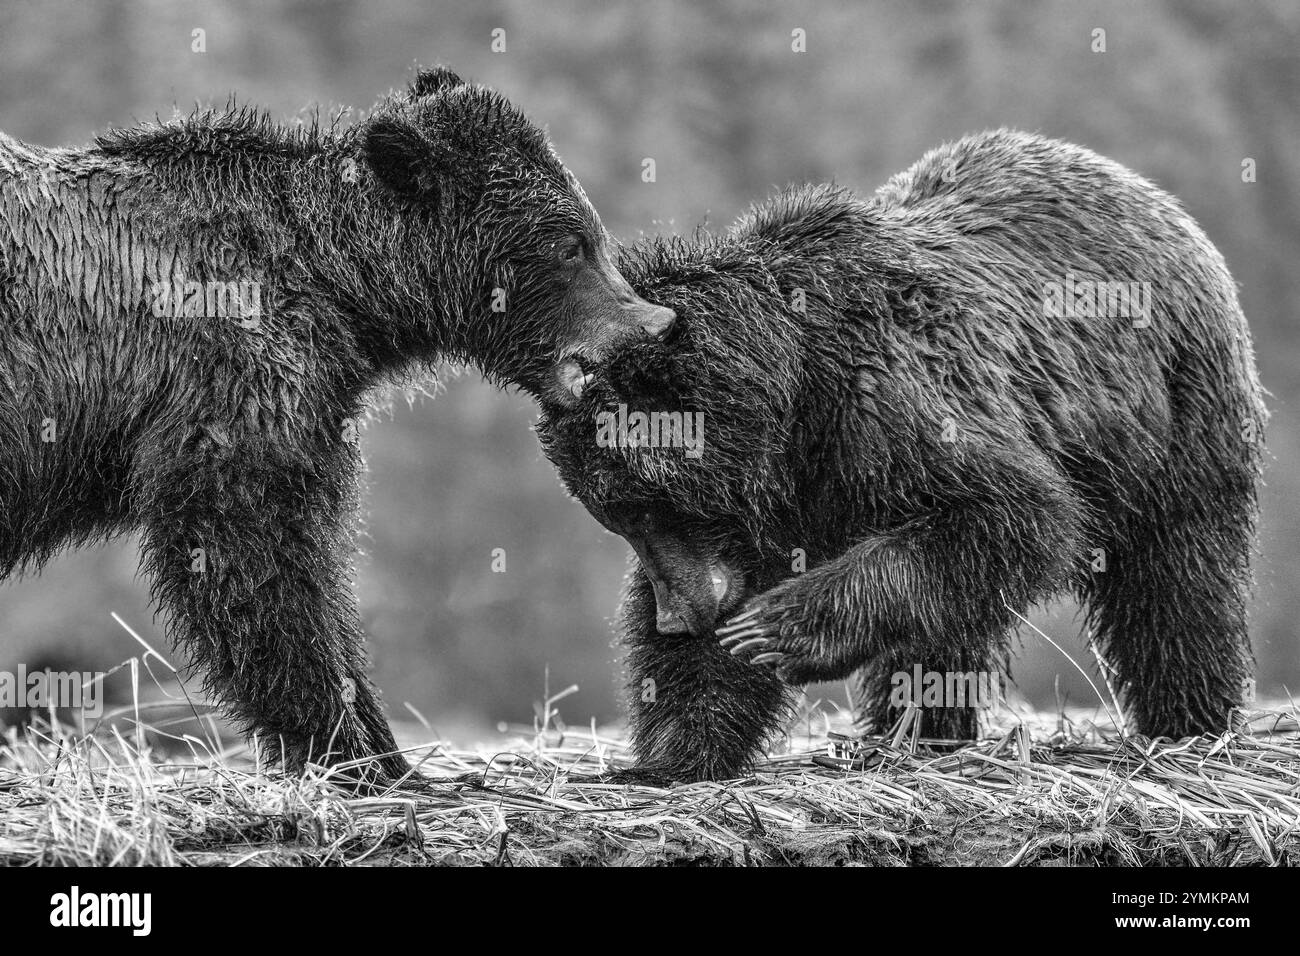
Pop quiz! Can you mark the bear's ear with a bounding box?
[409,66,464,99]
[362,116,450,201]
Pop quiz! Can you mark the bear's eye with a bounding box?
[555,235,585,263]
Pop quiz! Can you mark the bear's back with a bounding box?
[869,129,1242,350]
[867,130,1257,457]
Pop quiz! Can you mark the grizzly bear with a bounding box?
[0,66,673,781]
[538,129,1267,782]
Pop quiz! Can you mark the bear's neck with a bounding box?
[90,113,455,378]
[285,134,487,381]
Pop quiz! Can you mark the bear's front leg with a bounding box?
[621,564,796,782]
[718,446,1083,699]
[717,535,928,684]
[137,444,407,784]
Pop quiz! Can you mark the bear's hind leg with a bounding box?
[1087,500,1254,739]
[1086,397,1260,740]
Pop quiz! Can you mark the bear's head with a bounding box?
[359,67,674,401]
[537,235,813,635]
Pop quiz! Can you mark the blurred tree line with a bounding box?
[0,0,1295,737]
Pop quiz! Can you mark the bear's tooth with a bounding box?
[570,373,594,399]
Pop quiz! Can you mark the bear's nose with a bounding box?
[637,304,676,339]
[647,575,692,634]
[655,606,692,635]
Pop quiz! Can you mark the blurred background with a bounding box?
[0,0,1296,742]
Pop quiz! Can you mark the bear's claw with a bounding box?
[719,606,762,626]
[718,627,765,648]
[725,635,771,656]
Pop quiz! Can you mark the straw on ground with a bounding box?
[1,701,1296,866]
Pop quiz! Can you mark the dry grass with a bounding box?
[1,696,1297,866]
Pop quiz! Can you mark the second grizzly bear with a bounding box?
[539,130,1266,781]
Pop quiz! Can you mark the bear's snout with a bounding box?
[625,532,741,637]
[633,301,676,339]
